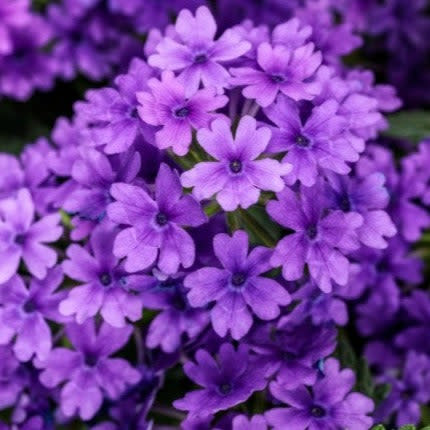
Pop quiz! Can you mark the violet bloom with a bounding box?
[0,268,65,362]
[0,0,29,55]
[62,148,141,239]
[0,189,62,283]
[268,184,362,292]
[139,271,209,353]
[148,6,251,95]
[108,163,207,274]
[0,15,55,100]
[0,345,26,409]
[185,230,291,340]
[74,59,156,154]
[264,95,358,187]
[37,321,140,420]
[230,42,321,107]
[137,71,228,156]
[265,359,374,430]
[174,343,267,417]
[247,320,336,388]
[59,225,144,328]
[181,116,290,211]
[375,351,430,426]
[326,172,397,249]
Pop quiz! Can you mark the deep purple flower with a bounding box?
[230,41,321,107]
[264,95,358,187]
[62,148,141,239]
[265,358,374,430]
[0,345,26,409]
[137,71,228,156]
[108,163,207,274]
[0,0,29,55]
[181,116,291,211]
[0,189,62,283]
[375,351,430,426]
[326,172,397,249]
[59,225,144,327]
[268,184,362,292]
[74,58,156,154]
[37,321,140,420]
[247,320,336,388]
[185,230,291,339]
[0,15,55,100]
[139,271,209,353]
[148,6,251,95]
[174,343,267,417]
[0,268,65,362]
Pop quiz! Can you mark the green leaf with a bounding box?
[385,110,430,143]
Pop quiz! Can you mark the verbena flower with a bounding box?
[59,225,144,327]
[174,343,267,417]
[137,71,228,156]
[37,321,140,420]
[265,358,374,430]
[108,163,206,274]
[181,116,291,211]
[185,230,291,339]
[230,41,322,107]
[0,189,62,283]
[0,268,65,362]
[148,6,251,95]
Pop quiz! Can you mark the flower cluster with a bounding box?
[1,2,430,430]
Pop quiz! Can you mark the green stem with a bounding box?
[240,209,277,247]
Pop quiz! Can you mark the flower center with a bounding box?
[23,300,37,313]
[282,350,297,361]
[218,382,232,395]
[311,405,326,418]
[306,225,318,240]
[14,234,26,245]
[295,134,311,148]
[231,272,246,287]
[270,73,286,83]
[339,196,351,212]
[229,160,242,174]
[99,273,112,286]
[194,53,208,64]
[156,212,168,226]
[84,353,99,367]
[173,106,190,118]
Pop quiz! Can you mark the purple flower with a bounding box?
[0,268,65,362]
[0,15,55,100]
[108,163,207,274]
[264,96,357,187]
[74,58,156,154]
[37,320,140,420]
[137,71,228,156]
[326,172,397,249]
[247,320,336,388]
[265,358,374,430]
[185,230,291,339]
[62,148,141,239]
[230,42,321,107]
[0,189,62,283]
[174,343,267,417]
[181,116,291,211]
[139,271,209,353]
[268,184,362,292]
[0,0,29,55]
[59,225,144,327]
[148,6,251,95]
[0,345,26,409]
[375,351,430,426]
